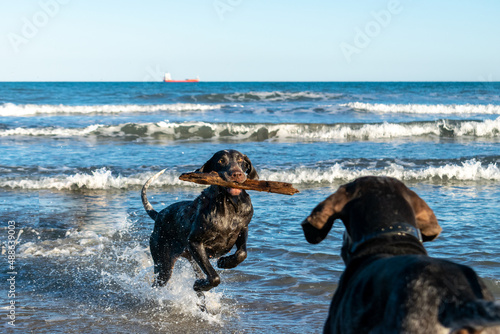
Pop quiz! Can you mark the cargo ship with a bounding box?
[163,72,199,82]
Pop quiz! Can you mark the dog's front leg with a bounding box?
[217,227,248,269]
[188,230,221,292]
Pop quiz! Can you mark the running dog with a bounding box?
[142,150,258,292]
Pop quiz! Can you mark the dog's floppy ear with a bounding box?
[243,155,259,180]
[195,154,218,173]
[302,186,350,244]
[404,189,442,241]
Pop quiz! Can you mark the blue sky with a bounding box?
[1,0,499,81]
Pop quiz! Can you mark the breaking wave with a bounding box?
[3,101,500,118]
[1,160,498,190]
[2,118,499,141]
[343,102,500,115]
[0,168,192,190]
[259,159,500,184]
[0,103,223,116]
[188,91,345,102]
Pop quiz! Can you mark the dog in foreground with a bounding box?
[302,176,500,334]
[142,150,258,292]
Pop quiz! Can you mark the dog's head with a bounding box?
[196,150,258,196]
[302,176,441,250]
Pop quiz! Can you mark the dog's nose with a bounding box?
[230,171,245,183]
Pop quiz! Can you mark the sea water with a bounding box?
[0,82,499,333]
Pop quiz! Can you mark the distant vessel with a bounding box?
[163,72,199,82]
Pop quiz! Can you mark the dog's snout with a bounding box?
[229,170,246,183]
[230,171,243,178]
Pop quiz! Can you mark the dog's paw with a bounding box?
[217,252,246,269]
[194,277,220,291]
[217,256,240,269]
[217,256,232,269]
[193,279,209,291]
[193,279,212,292]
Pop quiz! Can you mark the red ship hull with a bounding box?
[164,79,199,83]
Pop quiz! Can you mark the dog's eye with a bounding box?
[218,158,227,165]
[237,157,244,163]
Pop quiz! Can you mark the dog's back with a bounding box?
[328,253,500,334]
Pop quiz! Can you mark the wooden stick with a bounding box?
[179,172,299,195]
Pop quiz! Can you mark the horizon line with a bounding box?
[1,80,499,83]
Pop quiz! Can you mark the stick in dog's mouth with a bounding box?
[179,172,300,196]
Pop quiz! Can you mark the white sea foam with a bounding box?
[260,159,500,184]
[0,124,103,137]
[18,214,223,321]
[19,230,110,257]
[2,118,499,140]
[0,167,197,190]
[18,213,134,257]
[448,117,500,136]
[101,258,224,322]
[18,211,224,320]
[2,160,499,191]
[343,102,500,115]
[0,103,222,116]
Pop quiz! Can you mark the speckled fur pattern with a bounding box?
[142,150,258,292]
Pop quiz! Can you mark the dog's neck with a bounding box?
[207,185,249,210]
[345,223,423,254]
[342,223,427,264]
[332,229,429,319]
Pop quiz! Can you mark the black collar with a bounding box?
[344,223,423,255]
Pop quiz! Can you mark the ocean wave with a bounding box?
[1,119,499,140]
[260,159,500,184]
[343,102,500,115]
[0,168,194,190]
[0,103,222,116]
[1,160,498,190]
[19,230,115,257]
[189,91,344,103]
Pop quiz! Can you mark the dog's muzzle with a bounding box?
[224,169,247,196]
